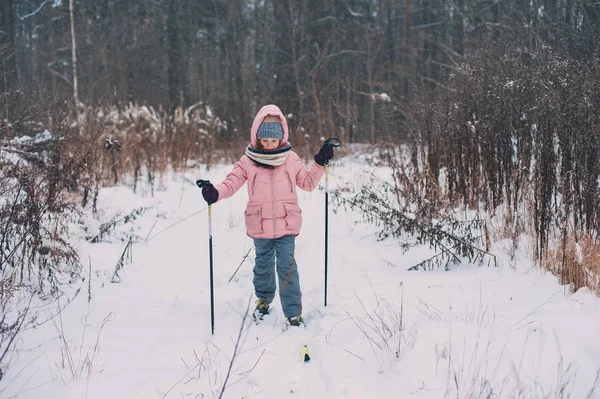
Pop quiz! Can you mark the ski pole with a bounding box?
[196,179,215,335]
[323,138,342,307]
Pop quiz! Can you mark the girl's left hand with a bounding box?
[314,143,334,166]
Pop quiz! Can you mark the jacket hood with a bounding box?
[250,105,289,147]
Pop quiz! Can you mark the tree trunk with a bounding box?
[226,0,245,129]
[69,0,82,134]
[404,0,412,97]
[1,0,17,93]
[366,33,376,144]
[288,0,305,129]
[1,0,15,136]
[167,0,182,109]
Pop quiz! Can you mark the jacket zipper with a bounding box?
[286,171,293,193]
[270,169,276,237]
[252,174,257,195]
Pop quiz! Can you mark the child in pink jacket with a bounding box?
[201,104,334,326]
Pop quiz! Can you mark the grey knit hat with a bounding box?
[257,122,283,140]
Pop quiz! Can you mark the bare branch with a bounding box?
[218,295,251,399]
[16,0,55,21]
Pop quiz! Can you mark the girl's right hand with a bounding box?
[202,183,219,205]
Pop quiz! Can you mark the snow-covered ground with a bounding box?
[2,153,600,399]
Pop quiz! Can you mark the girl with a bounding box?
[201,104,334,326]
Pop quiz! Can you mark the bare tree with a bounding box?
[69,0,81,133]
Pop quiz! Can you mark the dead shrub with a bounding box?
[543,233,600,294]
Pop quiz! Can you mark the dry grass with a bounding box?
[50,305,115,382]
[347,281,416,371]
[543,233,600,294]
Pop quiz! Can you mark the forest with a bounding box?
[1,0,600,386]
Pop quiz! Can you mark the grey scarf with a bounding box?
[245,143,292,167]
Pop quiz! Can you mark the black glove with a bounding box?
[202,183,219,205]
[314,143,334,166]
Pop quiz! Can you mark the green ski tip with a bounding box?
[300,345,310,362]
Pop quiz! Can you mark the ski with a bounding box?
[251,312,311,362]
[300,345,310,362]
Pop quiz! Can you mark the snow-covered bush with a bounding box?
[394,37,600,291]
[0,131,84,381]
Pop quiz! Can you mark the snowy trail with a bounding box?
[2,157,600,398]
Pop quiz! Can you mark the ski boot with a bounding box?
[253,298,270,322]
[286,315,305,327]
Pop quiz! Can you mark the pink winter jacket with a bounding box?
[214,105,325,239]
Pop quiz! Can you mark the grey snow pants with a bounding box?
[253,235,301,318]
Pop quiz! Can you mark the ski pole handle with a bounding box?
[323,138,342,167]
[196,178,214,230]
[323,137,342,148]
[196,179,211,189]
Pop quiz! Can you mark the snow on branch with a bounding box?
[87,206,151,243]
[331,185,496,271]
[16,0,62,21]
